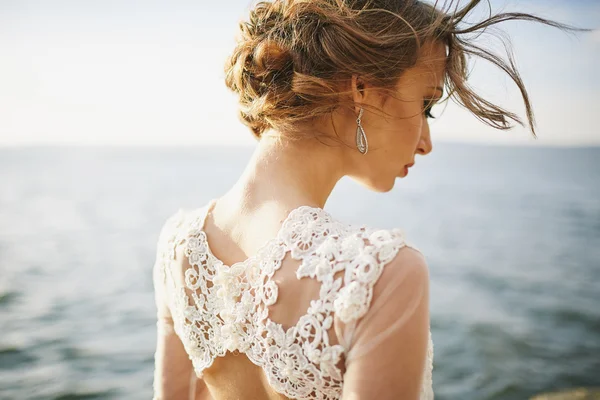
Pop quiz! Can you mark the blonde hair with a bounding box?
[224,0,577,139]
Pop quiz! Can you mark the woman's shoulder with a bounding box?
[355,222,429,291]
[321,208,423,258]
[309,210,428,323]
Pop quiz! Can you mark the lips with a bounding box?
[406,162,415,168]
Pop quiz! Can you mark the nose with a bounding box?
[416,123,433,156]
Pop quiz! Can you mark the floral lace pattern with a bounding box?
[155,202,434,400]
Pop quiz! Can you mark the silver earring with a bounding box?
[356,108,368,154]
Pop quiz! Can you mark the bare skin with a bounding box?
[154,40,446,400]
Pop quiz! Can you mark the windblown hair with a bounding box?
[224,0,576,139]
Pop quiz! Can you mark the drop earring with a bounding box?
[356,108,368,154]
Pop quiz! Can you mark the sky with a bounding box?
[0,0,598,147]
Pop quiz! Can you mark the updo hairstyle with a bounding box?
[224,0,574,139]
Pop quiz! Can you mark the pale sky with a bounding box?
[0,0,598,147]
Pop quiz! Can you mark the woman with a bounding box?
[152,1,572,399]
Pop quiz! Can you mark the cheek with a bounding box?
[393,115,423,150]
[375,102,423,158]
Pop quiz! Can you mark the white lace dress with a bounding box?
[153,200,434,399]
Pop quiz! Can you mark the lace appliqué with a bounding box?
[156,205,434,400]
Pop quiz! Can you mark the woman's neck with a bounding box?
[225,134,346,211]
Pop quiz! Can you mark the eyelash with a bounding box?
[423,100,435,119]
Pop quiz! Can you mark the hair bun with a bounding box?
[241,2,293,79]
[253,39,292,75]
[224,2,296,138]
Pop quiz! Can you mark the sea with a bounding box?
[0,143,598,400]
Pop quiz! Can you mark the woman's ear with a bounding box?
[351,74,367,115]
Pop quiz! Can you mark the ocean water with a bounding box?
[0,144,598,400]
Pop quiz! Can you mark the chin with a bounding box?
[354,175,396,193]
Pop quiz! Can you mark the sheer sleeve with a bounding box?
[152,216,212,400]
[336,247,431,400]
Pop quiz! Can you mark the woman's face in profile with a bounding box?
[352,40,446,192]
